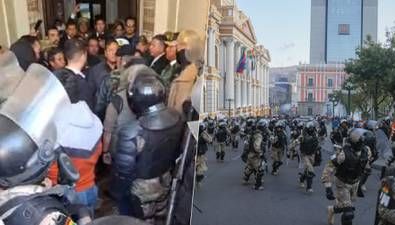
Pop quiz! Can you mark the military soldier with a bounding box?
[321,128,372,225]
[270,121,288,176]
[0,61,93,225]
[196,122,213,187]
[230,121,241,149]
[207,117,215,135]
[289,121,302,160]
[215,121,230,162]
[242,119,268,190]
[298,121,321,193]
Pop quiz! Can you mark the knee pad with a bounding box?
[341,207,354,225]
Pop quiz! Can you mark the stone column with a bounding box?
[234,42,241,108]
[224,38,235,109]
[207,27,215,67]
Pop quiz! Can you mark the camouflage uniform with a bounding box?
[321,144,371,225]
[196,130,213,185]
[243,130,264,190]
[270,129,287,175]
[215,125,230,161]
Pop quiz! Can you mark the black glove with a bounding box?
[326,187,335,200]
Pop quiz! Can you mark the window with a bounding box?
[308,78,314,87]
[308,93,313,102]
[228,9,233,16]
[328,78,333,87]
[308,107,313,116]
[338,24,350,35]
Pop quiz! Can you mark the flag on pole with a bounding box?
[249,48,256,71]
[236,48,247,73]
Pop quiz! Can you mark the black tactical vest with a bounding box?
[300,134,319,155]
[334,146,369,184]
[231,125,240,134]
[134,110,183,179]
[272,131,287,148]
[216,128,228,142]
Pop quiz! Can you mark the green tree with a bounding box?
[345,36,394,119]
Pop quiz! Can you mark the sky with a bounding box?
[236,0,395,67]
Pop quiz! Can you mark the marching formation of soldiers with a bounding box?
[197,114,395,225]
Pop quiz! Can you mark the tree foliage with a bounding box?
[344,33,395,119]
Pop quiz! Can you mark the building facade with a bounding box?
[297,63,347,116]
[301,0,377,116]
[202,0,271,117]
[0,0,209,48]
[310,0,378,64]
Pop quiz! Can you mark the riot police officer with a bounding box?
[215,121,230,162]
[298,121,320,193]
[321,128,371,225]
[112,66,184,223]
[242,119,267,190]
[196,122,213,187]
[0,62,88,225]
[270,121,288,176]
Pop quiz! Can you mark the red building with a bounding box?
[297,63,347,116]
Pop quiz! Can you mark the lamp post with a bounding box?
[226,98,234,117]
[329,94,339,117]
[344,82,354,116]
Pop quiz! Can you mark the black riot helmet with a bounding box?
[218,121,227,129]
[0,115,47,188]
[256,119,268,132]
[0,62,79,188]
[275,120,285,130]
[126,66,166,116]
[348,128,369,150]
[364,120,377,131]
[199,122,206,133]
[246,118,255,127]
[305,121,316,135]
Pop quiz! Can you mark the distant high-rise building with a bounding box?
[310,0,378,64]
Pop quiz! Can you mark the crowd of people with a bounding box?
[0,5,202,225]
[198,114,395,225]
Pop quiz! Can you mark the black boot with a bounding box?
[299,172,306,187]
[357,172,369,197]
[254,170,264,190]
[220,152,225,161]
[271,162,279,175]
[216,152,220,160]
[306,172,315,193]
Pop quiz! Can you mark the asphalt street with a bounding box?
[192,137,379,225]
